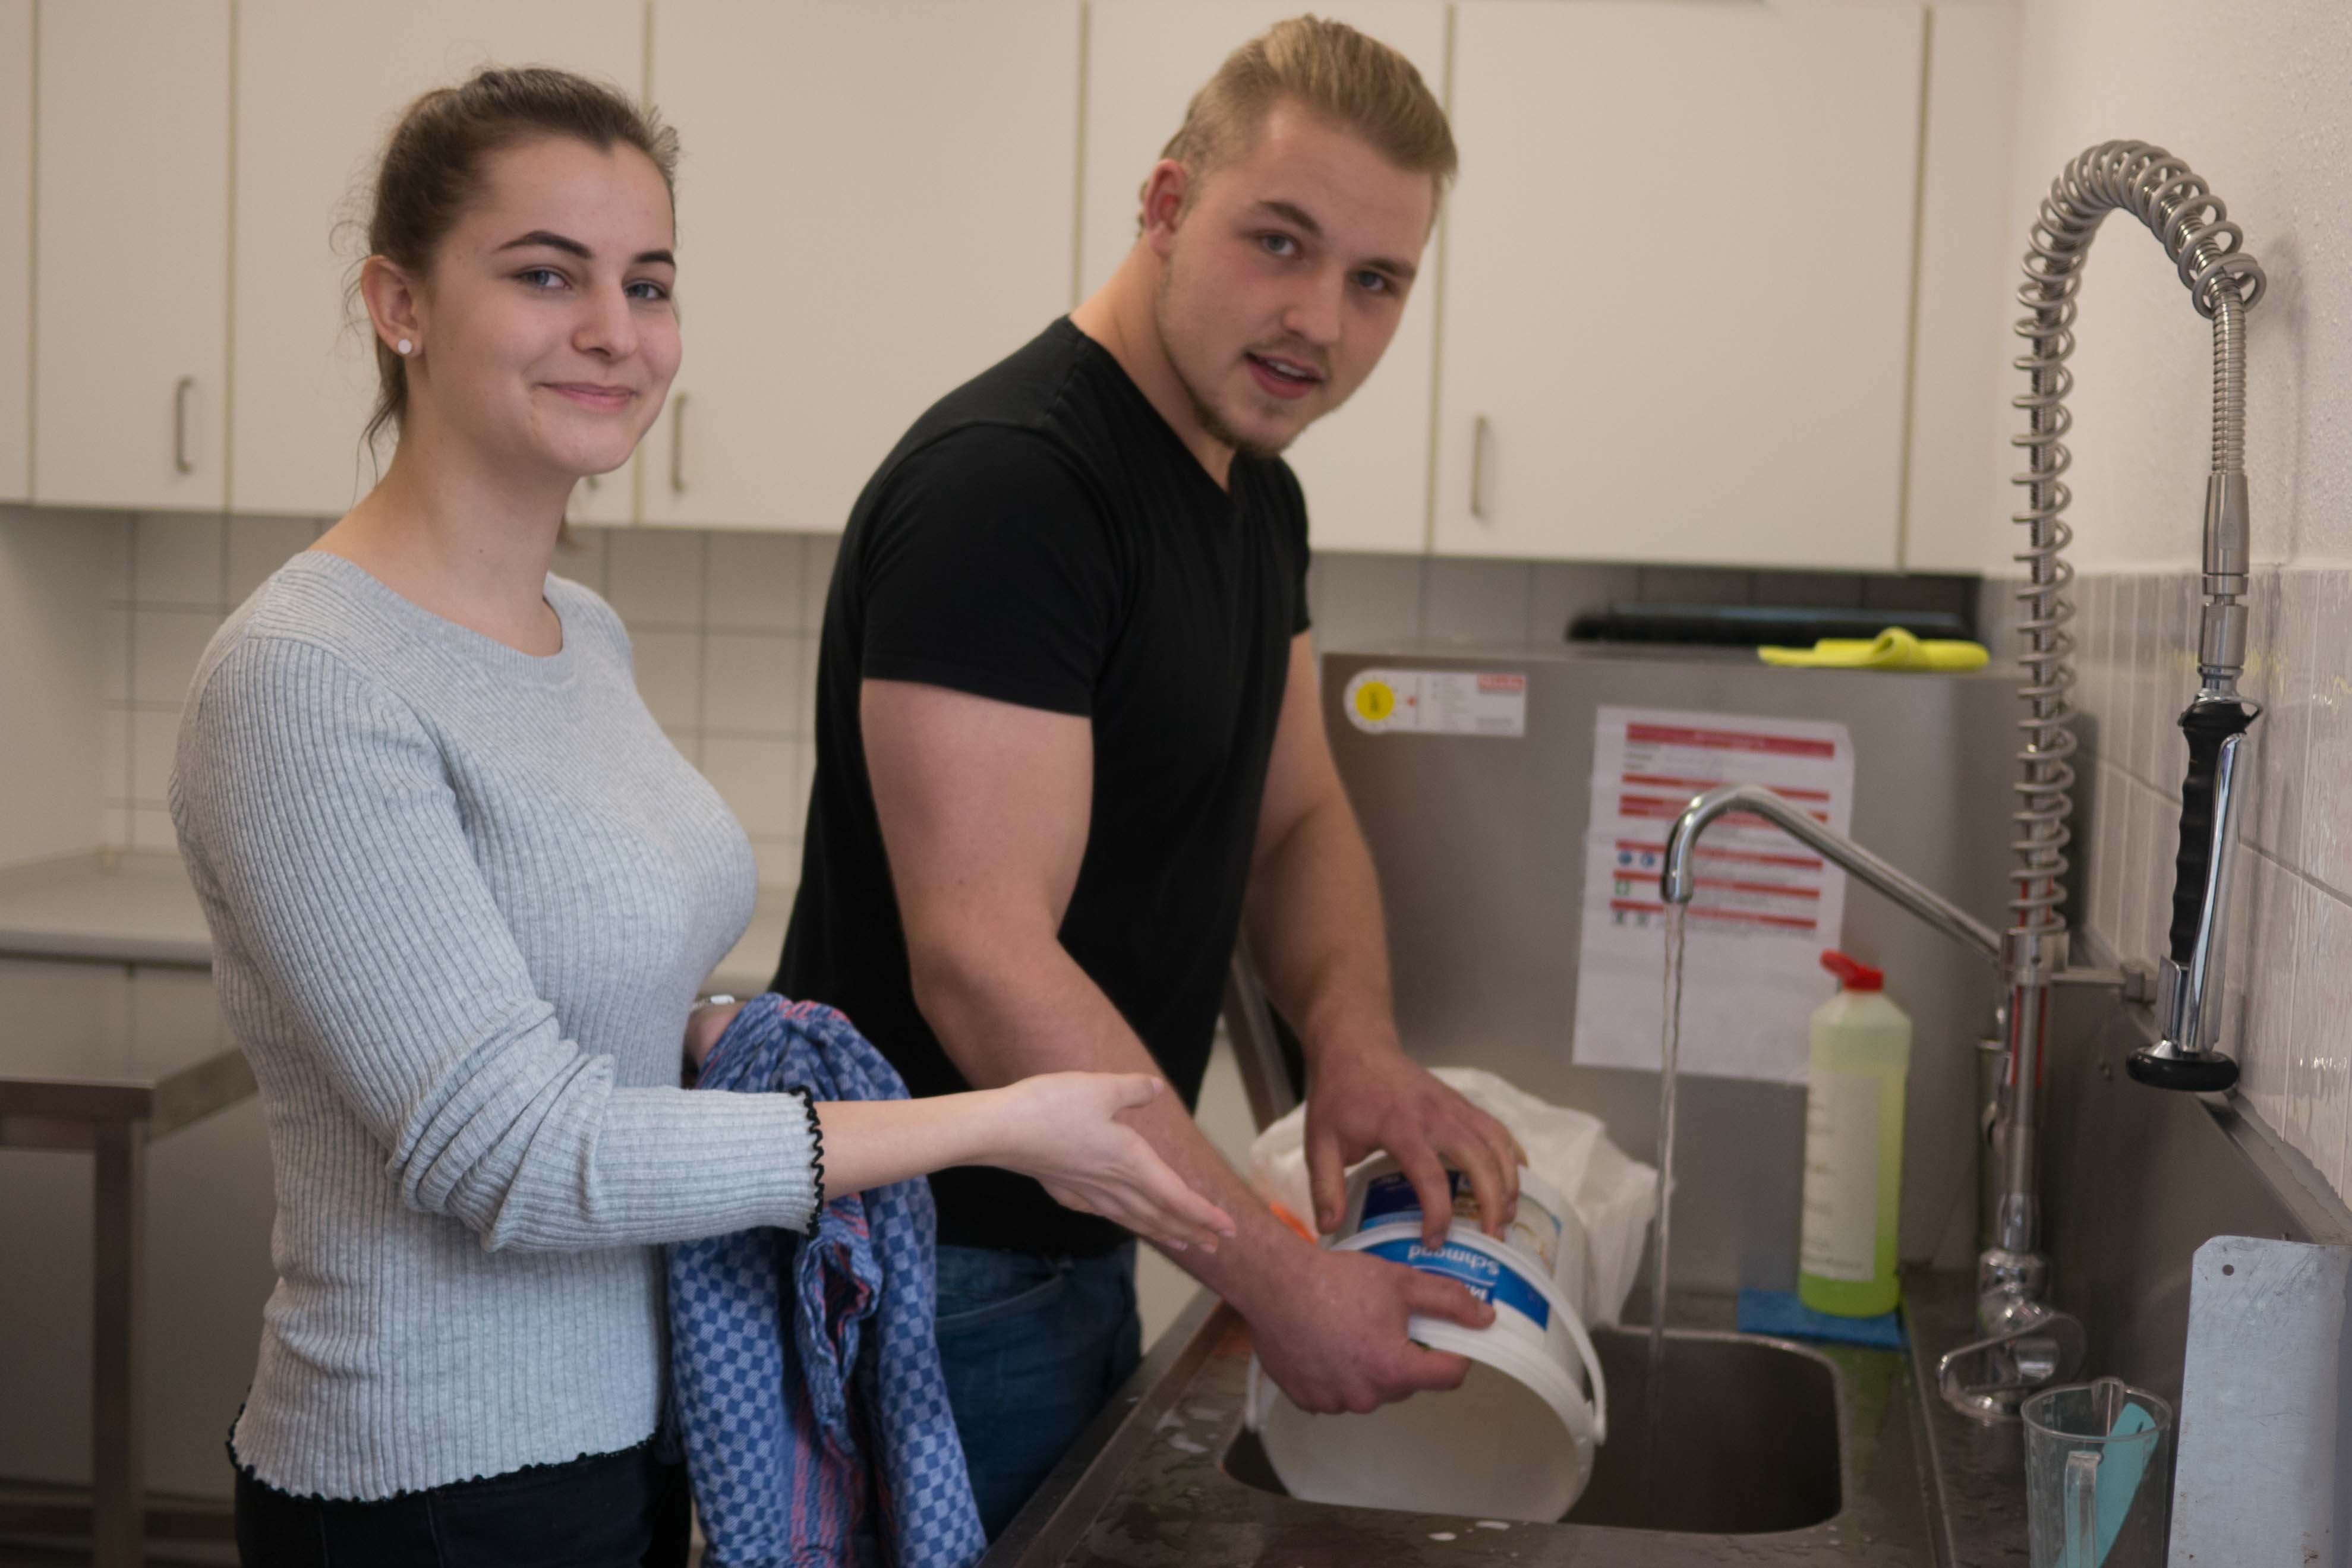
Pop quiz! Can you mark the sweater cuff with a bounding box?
[584,1086,825,1241]
[789,1086,827,1214]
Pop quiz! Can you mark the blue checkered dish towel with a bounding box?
[667,995,985,1568]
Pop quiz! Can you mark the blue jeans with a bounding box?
[932,1242,1142,1538]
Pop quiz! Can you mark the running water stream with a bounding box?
[1638,904,1689,1506]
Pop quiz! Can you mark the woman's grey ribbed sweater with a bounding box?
[169,551,819,1502]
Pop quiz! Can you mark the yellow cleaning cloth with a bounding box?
[1757,627,1990,671]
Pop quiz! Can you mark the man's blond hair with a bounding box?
[1151,15,1456,219]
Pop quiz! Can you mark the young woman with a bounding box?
[169,67,1233,1567]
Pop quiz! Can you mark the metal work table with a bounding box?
[0,954,251,1565]
[984,1273,2030,1568]
[0,852,246,1564]
[0,847,797,995]
[0,853,245,1563]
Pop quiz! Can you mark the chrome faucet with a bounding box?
[1664,141,2265,1422]
[1660,786,2102,1418]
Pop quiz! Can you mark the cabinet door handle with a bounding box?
[1470,414,1490,520]
[172,377,196,475]
[669,394,689,494]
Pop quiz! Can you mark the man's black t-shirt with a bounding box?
[774,318,1311,1256]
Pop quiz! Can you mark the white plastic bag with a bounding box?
[1246,1067,1659,1326]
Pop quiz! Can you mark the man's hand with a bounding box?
[1248,1246,1496,1414]
[684,1000,748,1069]
[1306,1039,1525,1247]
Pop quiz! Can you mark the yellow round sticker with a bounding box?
[1353,680,1396,723]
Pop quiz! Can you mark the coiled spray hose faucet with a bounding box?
[2013,141,2266,1091]
[1664,141,2264,1421]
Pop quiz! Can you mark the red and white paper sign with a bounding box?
[1571,707,1855,1084]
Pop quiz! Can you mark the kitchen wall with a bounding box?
[1981,567,2352,1214]
[0,508,108,867]
[86,513,834,891]
[82,509,1978,891]
[1966,0,2352,1207]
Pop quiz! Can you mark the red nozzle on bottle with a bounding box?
[1821,951,1884,991]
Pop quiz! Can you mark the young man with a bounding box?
[775,18,1521,1535]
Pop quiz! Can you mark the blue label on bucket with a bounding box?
[1363,1236,1551,1330]
[1360,1169,1455,1228]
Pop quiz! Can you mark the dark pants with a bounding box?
[932,1242,1143,1538]
[232,1440,690,1567]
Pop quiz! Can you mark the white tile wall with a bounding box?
[1986,566,2352,1204]
[90,513,265,852]
[94,517,826,890]
[705,532,806,634]
[101,523,1977,894]
[133,513,224,606]
[600,527,705,626]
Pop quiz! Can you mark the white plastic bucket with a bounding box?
[1339,1158,1596,1318]
[1248,1159,1609,1522]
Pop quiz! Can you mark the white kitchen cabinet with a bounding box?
[640,0,1080,533]
[31,0,231,510]
[231,1,643,519]
[1433,2,1925,569]
[0,2,29,503]
[1082,2,1446,557]
[1902,5,2020,574]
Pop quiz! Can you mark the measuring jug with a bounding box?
[2021,1377,2174,1568]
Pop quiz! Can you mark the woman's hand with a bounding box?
[982,1072,1237,1254]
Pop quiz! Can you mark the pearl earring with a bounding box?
[396,338,413,356]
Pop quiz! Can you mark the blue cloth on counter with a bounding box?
[1736,1289,1908,1351]
[667,995,985,1568]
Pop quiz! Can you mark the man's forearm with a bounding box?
[910,926,1315,1315]
[1243,791,1398,1058]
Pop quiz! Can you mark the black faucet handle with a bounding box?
[2128,698,2257,1094]
[2167,698,2257,966]
[2127,1042,2241,1092]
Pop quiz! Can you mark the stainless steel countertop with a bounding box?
[1906,1270,2029,1564]
[984,1276,2018,1568]
[0,851,212,968]
[0,848,796,995]
[0,848,796,1132]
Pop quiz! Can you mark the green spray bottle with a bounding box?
[1797,950,1911,1318]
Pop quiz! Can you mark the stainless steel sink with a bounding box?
[984,1289,1957,1568]
[1571,1327,1843,1531]
[1222,1328,1843,1535]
